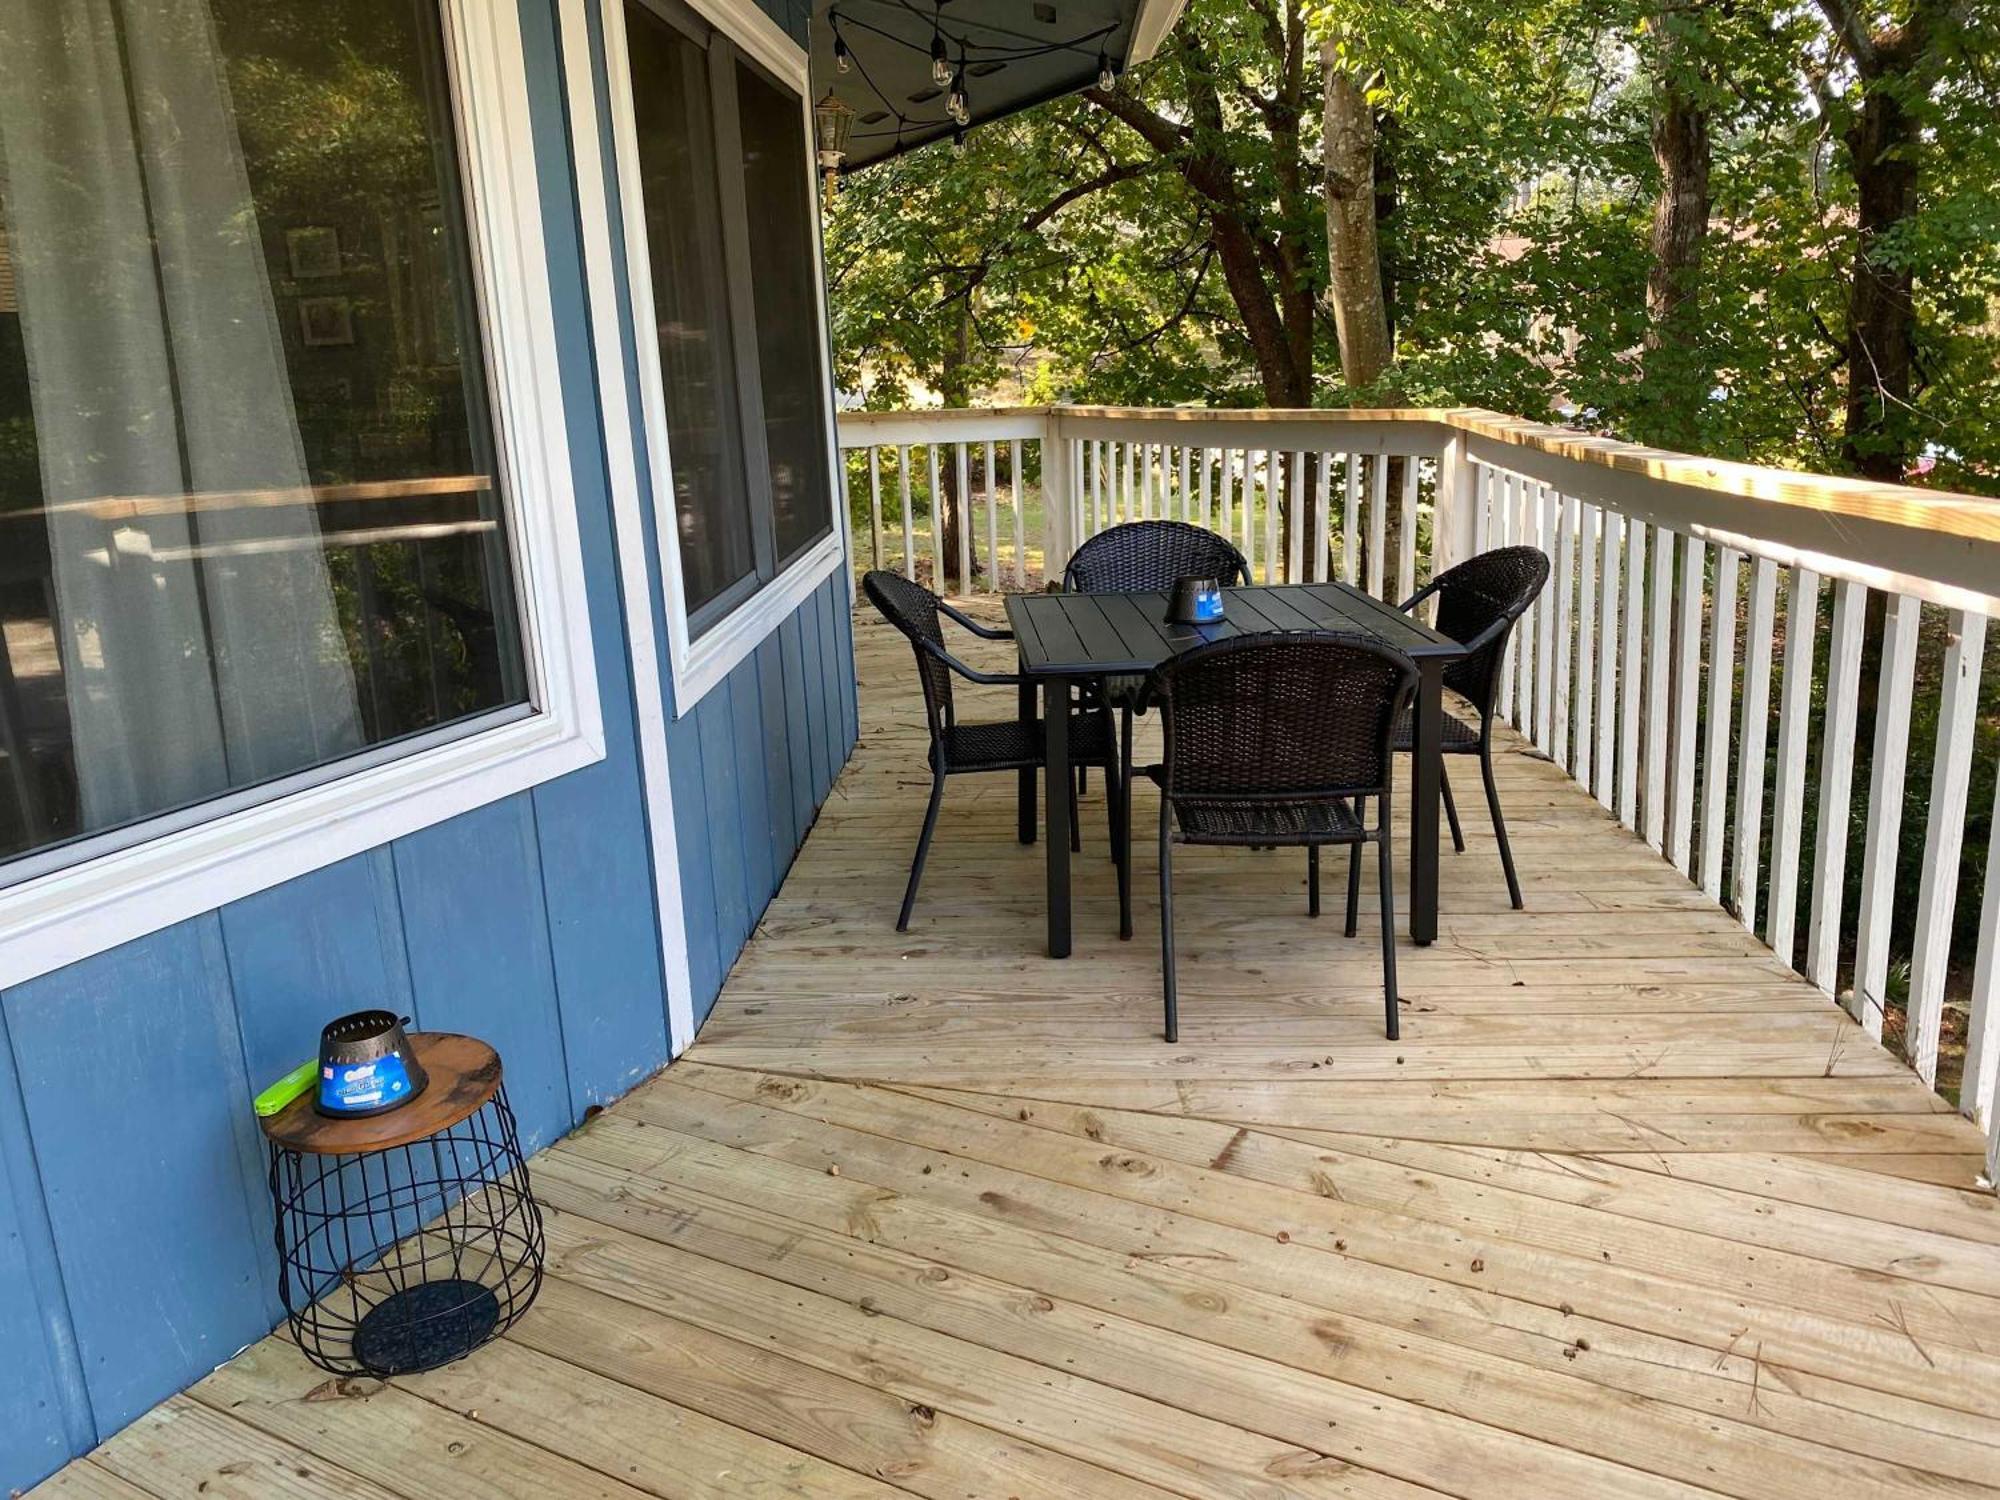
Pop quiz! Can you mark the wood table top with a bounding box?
[259,1032,503,1156]
[1005,581,1462,678]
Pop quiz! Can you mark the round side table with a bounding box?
[261,1032,544,1376]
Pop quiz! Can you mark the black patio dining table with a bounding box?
[1004,581,1467,959]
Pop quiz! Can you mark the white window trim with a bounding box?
[0,0,604,990]
[596,0,852,717]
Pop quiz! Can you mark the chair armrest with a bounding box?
[913,635,1025,688]
[1451,612,1513,658]
[938,598,1014,640]
[1396,578,1444,614]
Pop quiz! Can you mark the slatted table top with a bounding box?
[1005,581,1462,677]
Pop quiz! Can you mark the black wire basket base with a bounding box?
[352,1279,501,1376]
[267,1078,543,1377]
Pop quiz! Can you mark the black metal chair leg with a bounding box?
[1308,845,1321,917]
[1117,708,1135,938]
[1481,741,1523,909]
[1159,807,1177,1043]
[1069,765,1082,853]
[1377,801,1400,1040]
[898,774,947,931]
[1345,842,1361,937]
[1441,764,1465,853]
[1112,720,1128,864]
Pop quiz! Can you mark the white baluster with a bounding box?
[954,442,972,593]
[1618,520,1646,831]
[1594,510,1622,813]
[1517,479,1540,732]
[1397,458,1419,605]
[1908,610,1988,1087]
[1367,457,1388,598]
[1767,568,1820,962]
[898,445,915,579]
[1852,592,1920,1038]
[1698,549,1740,900]
[1551,492,1575,773]
[1343,456,1360,587]
[1574,502,1598,794]
[1497,473,1518,719]
[1312,454,1331,583]
[928,444,945,590]
[867,446,884,572]
[1261,450,1278,582]
[1731,557,1778,931]
[1806,579,1865,993]
[1642,528,1672,851]
[1220,448,1236,542]
[983,442,999,592]
[1961,777,2000,1128]
[1009,439,1025,588]
[1287,451,1306,584]
[1668,537,1704,872]
[1537,484,1559,753]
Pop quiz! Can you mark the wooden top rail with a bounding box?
[838,404,2000,550]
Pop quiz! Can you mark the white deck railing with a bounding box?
[840,404,2000,1182]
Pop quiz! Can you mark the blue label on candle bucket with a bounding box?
[319,1053,416,1114]
[1192,585,1224,622]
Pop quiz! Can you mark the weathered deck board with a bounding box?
[31,606,2000,1499]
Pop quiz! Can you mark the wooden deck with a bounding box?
[37,604,2000,1500]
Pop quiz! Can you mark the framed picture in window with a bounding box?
[286,225,342,279]
[299,296,355,348]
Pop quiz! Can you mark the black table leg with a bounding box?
[1017,673,1037,845]
[1409,661,1443,946]
[1044,677,1072,958]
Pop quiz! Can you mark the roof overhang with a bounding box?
[813,0,1185,170]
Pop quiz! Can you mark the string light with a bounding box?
[829,3,1123,153]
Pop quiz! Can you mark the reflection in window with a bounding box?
[735,60,834,569]
[0,0,527,869]
[623,0,834,638]
[626,4,757,617]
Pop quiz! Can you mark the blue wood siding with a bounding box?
[665,569,856,1027]
[574,0,858,1027]
[0,0,856,1487]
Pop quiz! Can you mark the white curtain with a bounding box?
[0,0,360,832]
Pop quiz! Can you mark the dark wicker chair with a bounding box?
[862,570,1120,931]
[1062,520,1252,597]
[1063,521,1251,937]
[1141,632,1418,1043]
[1391,545,1551,909]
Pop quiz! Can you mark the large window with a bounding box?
[0,0,528,873]
[623,0,835,637]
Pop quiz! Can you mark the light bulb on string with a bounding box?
[946,67,968,124]
[833,30,851,73]
[930,30,951,85]
[1096,51,1116,91]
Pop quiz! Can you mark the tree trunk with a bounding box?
[1374,108,1401,354]
[937,295,981,590]
[1641,10,1712,448]
[1321,37,1394,394]
[1839,82,1920,481]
